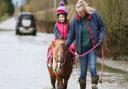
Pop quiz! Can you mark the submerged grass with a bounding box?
[97,63,128,82]
[97,63,128,74]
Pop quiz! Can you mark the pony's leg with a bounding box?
[50,76,56,89]
[57,78,63,89]
[63,78,69,89]
[57,81,61,89]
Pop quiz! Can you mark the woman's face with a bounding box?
[78,10,86,19]
[58,14,65,23]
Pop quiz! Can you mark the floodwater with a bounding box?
[0,31,127,89]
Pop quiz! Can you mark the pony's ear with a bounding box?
[52,41,55,47]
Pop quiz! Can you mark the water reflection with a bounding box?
[67,66,128,89]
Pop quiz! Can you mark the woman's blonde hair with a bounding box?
[75,0,95,14]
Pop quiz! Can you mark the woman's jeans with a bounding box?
[80,50,98,79]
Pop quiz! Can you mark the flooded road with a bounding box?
[0,31,127,89]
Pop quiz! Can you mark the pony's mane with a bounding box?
[54,40,65,46]
[52,40,65,61]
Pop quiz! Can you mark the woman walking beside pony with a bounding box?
[65,0,106,89]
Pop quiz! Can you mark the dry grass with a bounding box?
[27,0,128,58]
[35,5,75,22]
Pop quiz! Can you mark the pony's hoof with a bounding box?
[52,88,56,89]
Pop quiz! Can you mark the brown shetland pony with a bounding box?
[47,40,73,89]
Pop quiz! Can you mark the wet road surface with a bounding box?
[0,31,127,89]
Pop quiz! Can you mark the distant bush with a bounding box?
[0,0,14,20]
[91,0,128,59]
[26,0,128,59]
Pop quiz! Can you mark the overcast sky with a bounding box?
[12,0,26,7]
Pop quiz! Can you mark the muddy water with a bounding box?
[45,66,128,89]
[66,64,128,89]
[0,31,127,89]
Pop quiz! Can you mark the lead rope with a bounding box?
[69,43,100,58]
[99,46,104,83]
[69,43,104,83]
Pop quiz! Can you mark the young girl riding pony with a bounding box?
[47,1,75,67]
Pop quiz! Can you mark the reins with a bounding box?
[69,43,100,58]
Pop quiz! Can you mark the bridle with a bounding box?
[53,44,67,73]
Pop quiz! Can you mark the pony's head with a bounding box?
[52,40,67,74]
